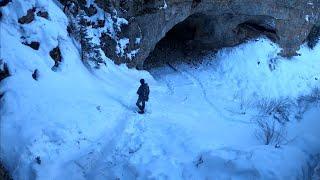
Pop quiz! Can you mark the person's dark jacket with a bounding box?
[137,83,149,101]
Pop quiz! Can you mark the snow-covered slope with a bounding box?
[1,0,320,179]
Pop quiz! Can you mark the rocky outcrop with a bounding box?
[36,10,49,19]
[18,7,36,24]
[49,46,62,67]
[0,0,10,7]
[307,25,320,49]
[23,41,40,50]
[64,0,320,69]
[100,32,118,63]
[0,61,9,82]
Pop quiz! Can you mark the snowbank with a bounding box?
[0,0,319,179]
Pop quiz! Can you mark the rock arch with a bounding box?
[96,0,320,69]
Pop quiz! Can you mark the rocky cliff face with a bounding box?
[65,0,320,69]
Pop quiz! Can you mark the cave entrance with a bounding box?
[143,13,278,70]
[143,13,209,70]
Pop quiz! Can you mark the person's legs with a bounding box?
[136,98,143,111]
[141,100,145,112]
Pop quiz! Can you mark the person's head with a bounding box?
[140,79,145,84]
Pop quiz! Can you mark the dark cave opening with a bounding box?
[143,14,279,70]
[143,14,204,70]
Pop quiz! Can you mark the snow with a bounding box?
[160,0,168,10]
[135,38,141,44]
[127,49,140,60]
[116,38,129,56]
[306,15,310,22]
[115,17,128,32]
[1,0,320,179]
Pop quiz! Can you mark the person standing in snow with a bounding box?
[136,79,150,114]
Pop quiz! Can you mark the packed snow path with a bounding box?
[153,62,254,124]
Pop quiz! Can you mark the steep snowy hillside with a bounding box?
[0,0,320,180]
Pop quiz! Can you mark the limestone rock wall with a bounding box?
[67,0,320,69]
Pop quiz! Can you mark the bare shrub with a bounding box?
[255,117,287,146]
[298,87,320,105]
[256,98,292,124]
[296,87,320,121]
[253,98,291,146]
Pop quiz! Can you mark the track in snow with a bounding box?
[68,95,143,178]
[165,63,253,124]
